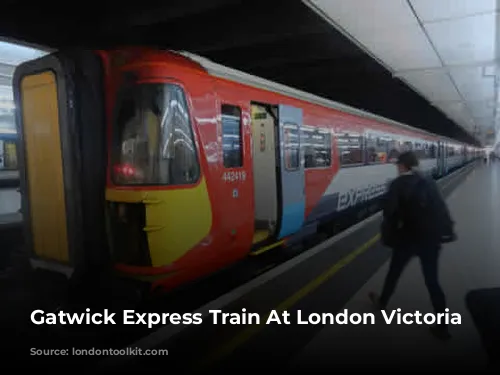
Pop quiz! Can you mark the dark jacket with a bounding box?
[381,171,455,249]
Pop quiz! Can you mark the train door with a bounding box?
[218,102,254,255]
[250,103,279,244]
[249,103,305,244]
[276,104,305,239]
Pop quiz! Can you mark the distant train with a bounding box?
[13,48,482,294]
[0,130,17,171]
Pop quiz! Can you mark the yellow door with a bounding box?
[21,71,69,264]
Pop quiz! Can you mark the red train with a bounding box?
[13,48,481,294]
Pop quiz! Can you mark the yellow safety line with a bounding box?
[251,240,285,256]
[192,233,381,373]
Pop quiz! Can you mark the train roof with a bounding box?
[176,50,473,147]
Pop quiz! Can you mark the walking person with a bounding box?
[369,151,457,340]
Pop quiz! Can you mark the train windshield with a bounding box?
[111,82,200,186]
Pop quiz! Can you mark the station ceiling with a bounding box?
[0,0,486,145]
[308,0,499,147]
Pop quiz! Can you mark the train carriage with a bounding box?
[13,47,481,294]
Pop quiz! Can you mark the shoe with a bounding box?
[368,292,385,310]
[429,325,451,341]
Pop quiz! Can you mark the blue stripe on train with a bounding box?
[278,201,306,239]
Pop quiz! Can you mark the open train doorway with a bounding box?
[250,103,279,245]
[250,102,305,247]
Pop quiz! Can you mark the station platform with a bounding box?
[290,162,500,372]
[96,160,498,373]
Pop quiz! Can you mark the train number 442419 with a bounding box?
[222,170,247,182]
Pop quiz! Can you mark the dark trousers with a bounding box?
[379,243,447,321]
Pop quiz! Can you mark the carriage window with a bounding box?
[111,82,200,186]
[303,126,331,168]
[283,122,300,170]
[366,134,389,164]
[413,141,427,159]
[221,105,243,168]
[402,141,413,151]
[337,132,364,166]
[386,137,401,162]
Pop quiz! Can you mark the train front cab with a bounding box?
[103,53,221,289]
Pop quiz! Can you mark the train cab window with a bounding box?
[337,132,364,166]
[303,126,332,168]
[111,82,200,186]
[283,122,300,170]
[221,105,243,168]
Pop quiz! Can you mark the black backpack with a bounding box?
[404,173,457,244]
